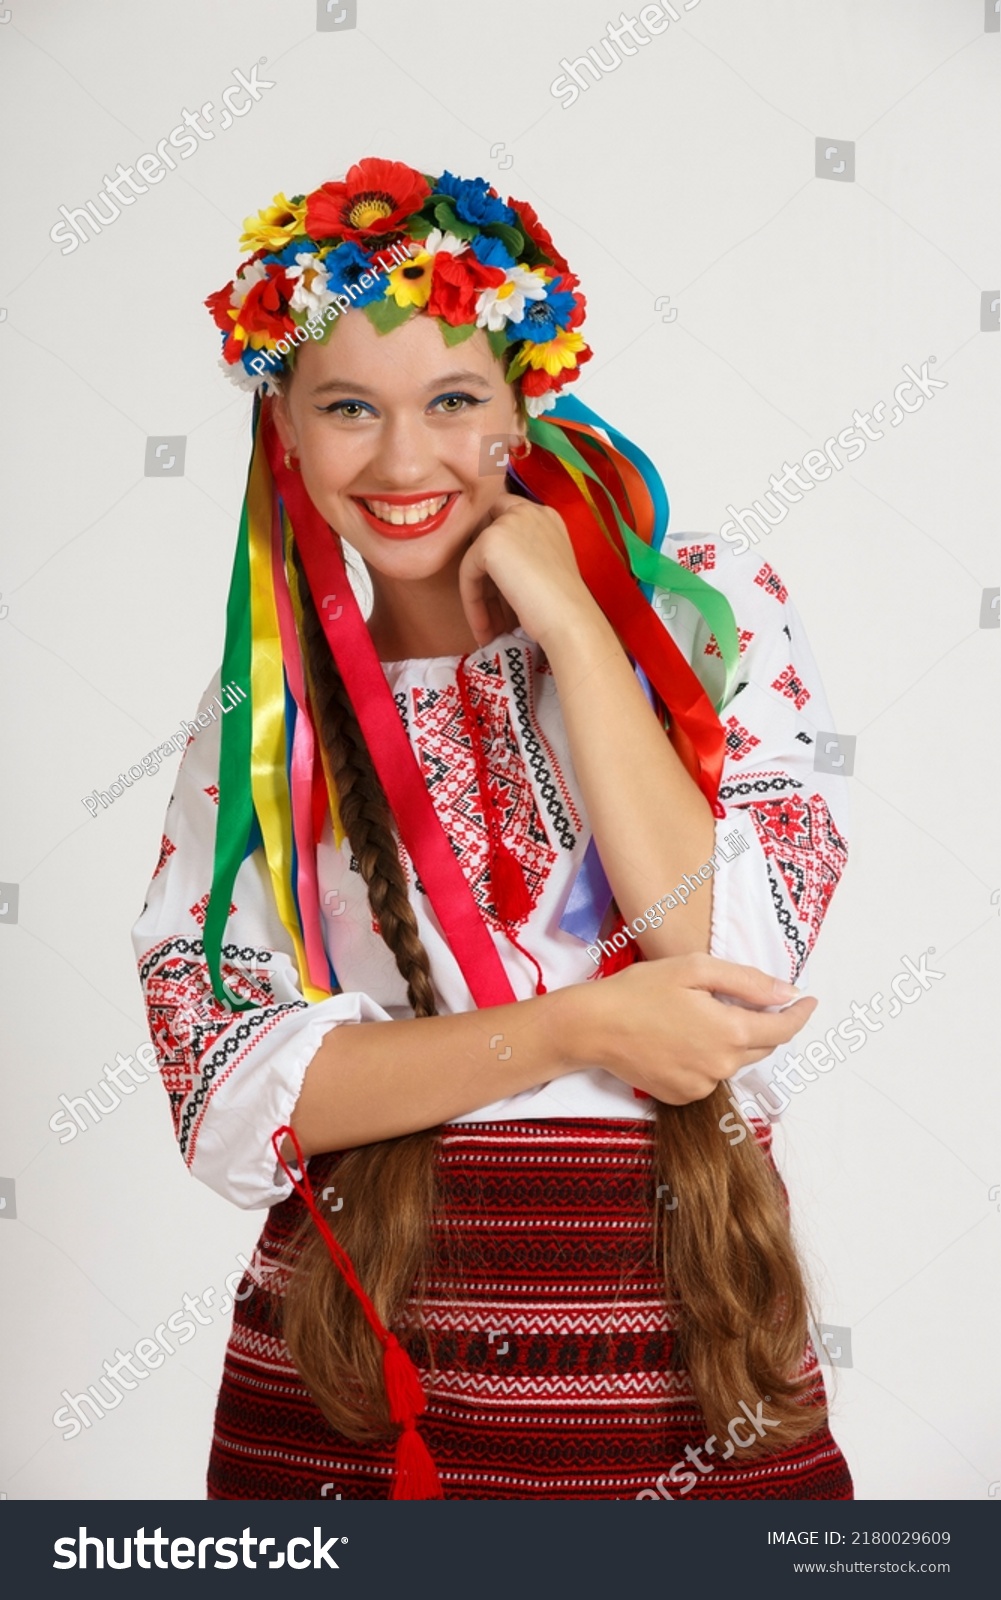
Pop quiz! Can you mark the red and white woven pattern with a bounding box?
[207,1117,853,1501]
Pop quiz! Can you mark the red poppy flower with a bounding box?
[426,250,505,327]
[305,158,431,244]
[236,264,296,341]
[507,197,572,276]
[208,263,296,361]
[205,281,237,332]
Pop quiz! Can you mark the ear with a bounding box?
[269,387,298,453]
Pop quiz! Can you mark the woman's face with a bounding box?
[271,310,525,584]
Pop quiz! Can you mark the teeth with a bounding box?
[361,495,450,526]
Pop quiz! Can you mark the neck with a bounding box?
[366,560,480,663]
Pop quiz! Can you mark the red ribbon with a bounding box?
[271,1127,444,1500]
[263,408,518,1011]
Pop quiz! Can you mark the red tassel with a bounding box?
[391,1419,444,1500]
[382,1334,427,1425]
[491,839,533,923]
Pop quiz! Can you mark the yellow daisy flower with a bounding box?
[518,328,587,378]
[239,193,308,253]
[385,251,434,309]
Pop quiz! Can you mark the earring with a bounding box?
[510,436,532,461]
[284,449,301,472]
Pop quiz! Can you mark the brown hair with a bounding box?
[274,529,827,1457]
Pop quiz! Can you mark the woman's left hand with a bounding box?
[457,492,601,649]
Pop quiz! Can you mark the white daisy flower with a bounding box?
[524,389,558,418]
[422,228,469,257]
[218,354,271,393]
[229,258,269,308]
[286,251,335,318]
[475,264,549,332]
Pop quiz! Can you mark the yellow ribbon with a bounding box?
[246,443,323,997]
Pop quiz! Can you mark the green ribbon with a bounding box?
[527,415,740,708]
[203,421,259,1011]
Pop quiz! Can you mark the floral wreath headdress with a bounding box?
[206,156,590,415]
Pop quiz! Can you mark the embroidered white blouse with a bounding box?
[131,538,849,1211]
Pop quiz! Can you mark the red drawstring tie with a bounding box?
[271,1127,444,1501]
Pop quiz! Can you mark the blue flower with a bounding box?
[323,239,391,307]
[437,171,515,228]
[269,238,317,268]
[504,286,578,343]
[469,232,517,271]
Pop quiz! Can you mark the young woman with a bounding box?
[132,158,853,1500]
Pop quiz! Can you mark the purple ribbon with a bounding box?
[558,660,658,945]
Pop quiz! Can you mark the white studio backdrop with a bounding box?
[0,0,997,1501]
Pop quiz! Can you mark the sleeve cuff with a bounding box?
[189,990,395,1209]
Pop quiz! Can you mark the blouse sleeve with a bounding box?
[130,669,395,1211]
[654,542,851,1111]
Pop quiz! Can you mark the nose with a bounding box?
[363,409,445,490]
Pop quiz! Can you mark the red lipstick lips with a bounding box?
[351,491,459,540]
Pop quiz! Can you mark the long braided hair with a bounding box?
[276,487,826,1458]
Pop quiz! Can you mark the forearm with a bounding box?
[543,606,716,959]
[286,985,584,1159]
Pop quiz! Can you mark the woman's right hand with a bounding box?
[569,954,819,1104]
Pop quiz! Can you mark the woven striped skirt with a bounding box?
[207,1116,853,1500]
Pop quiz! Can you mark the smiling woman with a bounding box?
[132,157,853,1501]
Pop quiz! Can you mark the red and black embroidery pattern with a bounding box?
[504,646,578,851]
[153,834,176,879]
[771,664,811,711]
[722,715,761,763]
[189,892,237,929]
[743,794,848,979]
[139,936,305,1159]
[676,542,716,573]
[408,656,557,928]
[706,628,754,659]
[753,563,788,603]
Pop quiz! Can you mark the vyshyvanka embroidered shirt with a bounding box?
[132,540,849,1210]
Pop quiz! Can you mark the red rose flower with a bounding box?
[507,197,572,276]
[305,157,431,244]
[426,250,505,327]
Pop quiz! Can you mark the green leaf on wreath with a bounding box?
[365,295,414,334]
[438,320,478,346]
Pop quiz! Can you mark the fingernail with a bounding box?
[772,980,801,1001]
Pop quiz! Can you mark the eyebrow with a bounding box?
[309,370,495,398]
